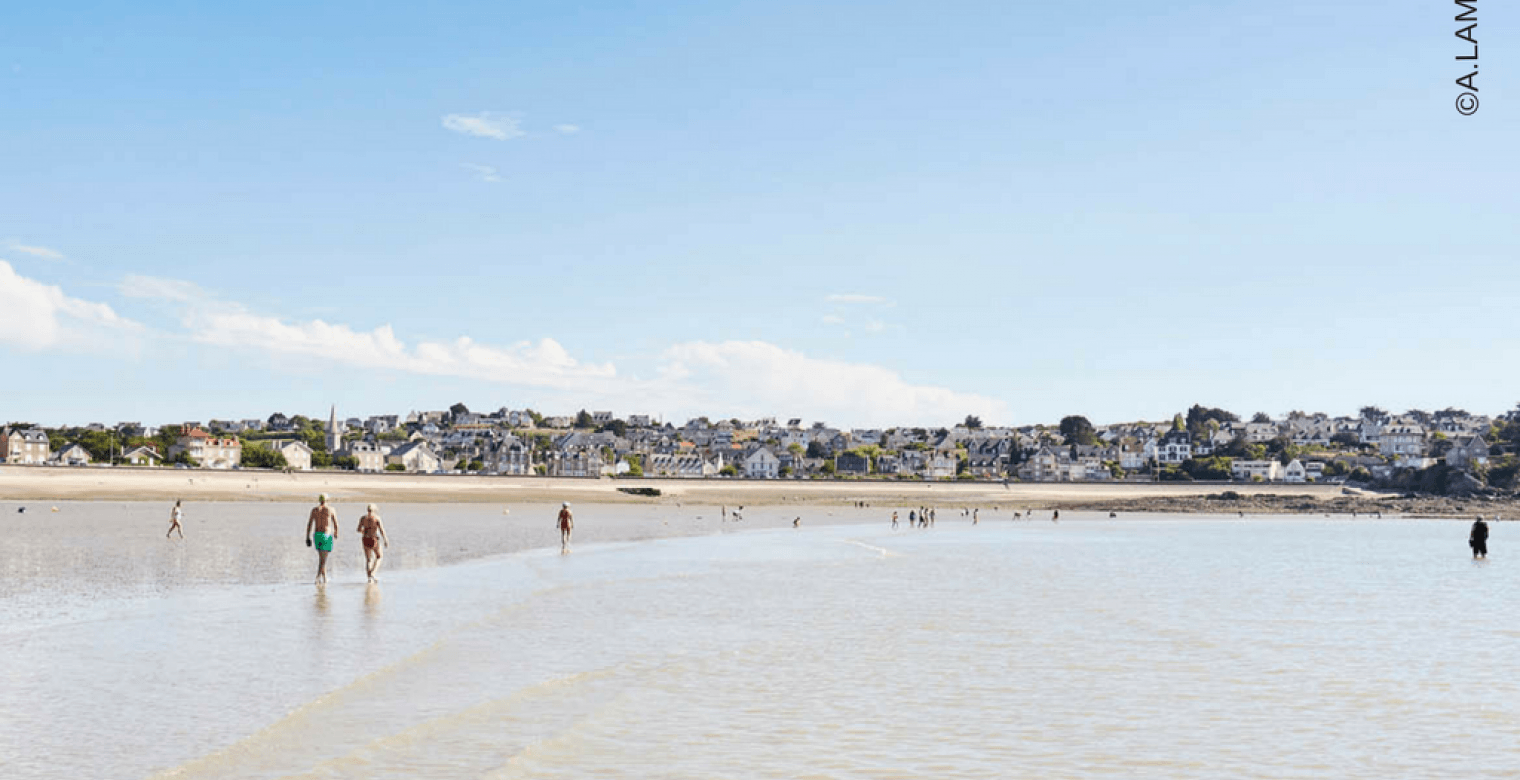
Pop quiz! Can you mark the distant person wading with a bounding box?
[1470,516,1490,559]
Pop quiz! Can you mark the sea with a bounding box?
[1,501,1516,779]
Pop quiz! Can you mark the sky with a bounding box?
[2,0,1516,428]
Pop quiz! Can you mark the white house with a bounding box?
[54,443,92,465]
[341,440,386,472]
[1231,459,1282,482]
[271,440,314,471]
[1157,430,1192,465]
[388,441,440,473]
[743,447,781,479]
[122,445,162,466]
[1283,459,1307,483]
[1379,418,1426,457]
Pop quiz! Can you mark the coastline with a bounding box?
[5,465,1510,517]
[0,464,1361,504]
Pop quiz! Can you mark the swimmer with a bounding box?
[305,494,338,584]
[166,499,185,539]
[356,504,389,582]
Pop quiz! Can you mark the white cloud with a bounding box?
[461,163,502,183]
[653,340,1006,427]
[442,112,525,141]
[825,293,889,304]
[116,274,1003,426]
[120,274,205,302]
[0,260,139,349]
[553,124,580,134]
[820,314,845,326]
[7,243,65,260]
[125,276,616,390]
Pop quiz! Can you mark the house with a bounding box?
[54,443,92,465]
[547,448,603,477]
[266,413,293,432]
[122,445,162,466]
[836,452,871,476]
[1379,418,1427,457]
[1119,446,1148,471]
[1283,459,1307,483]
[1,427,51,464]
[628,414,652,428]
[925,454,956,480]
[1157,430,1192,465]
[1447,436,1490,470]
[168,427,243,469]
[591,411,614,424]
[387,441,440,473]
[270,440,314,471]
[542,416,572,429]
[486,439,533,475]
[340,440,385,472]
[743,447,781,479]
[1231,460,1282,482]
[647,453,715,478]
[1018,446,1068,482]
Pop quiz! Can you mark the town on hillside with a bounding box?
[4,404,1519,495]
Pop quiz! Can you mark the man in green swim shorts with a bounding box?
[305,494,339,584]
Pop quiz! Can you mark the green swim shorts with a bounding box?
[313,532,334,552]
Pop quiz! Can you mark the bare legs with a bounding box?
[316,549,330,584]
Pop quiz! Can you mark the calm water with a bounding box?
[1,504,1515,779]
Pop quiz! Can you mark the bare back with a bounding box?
[358,512,384,539]
[308,505,337,534]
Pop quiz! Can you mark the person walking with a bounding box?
[558,502,574,553]
[1470,515,1490,559]
[356,504,389,582]
[305,494,338,584]
[891,511,899,529]
[166,500,185,539]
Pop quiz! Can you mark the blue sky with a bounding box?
[2,0,1515,428]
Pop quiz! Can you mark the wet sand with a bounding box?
[0,465,1350,507]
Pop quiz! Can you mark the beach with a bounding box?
[1,464,1351,505]
[3,504,1517,779]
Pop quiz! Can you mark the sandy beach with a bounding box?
[0,464,1356,506]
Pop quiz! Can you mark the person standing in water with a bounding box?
[1470,515,1489,559]
[558,502,574,553]
[891,511,899,529]
[166,500,185,539]
[305,494,338,584]
[973,508,979,525]
[356,504,389,582]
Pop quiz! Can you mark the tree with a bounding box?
[624,454,644,477]
[1251,412,1272,423]
[1059,416,1097,446]
[449,402,470,419]
[963,415,983,430]
[787,443,804,457]
[597,419,628,437]
[1172,414,1185,432]
[1359,406,1386,420]
[574,410,594,429]
[241,443,289,470]
[719,464,739,477]
[1185,405,1239,439]
[819,460,836,476]
[806,441,828,459]
[332,455,358,470]
[1330,431,1361,449]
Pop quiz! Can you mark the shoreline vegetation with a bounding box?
[3,465,1514,518]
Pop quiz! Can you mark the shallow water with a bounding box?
[1,506,1515,779]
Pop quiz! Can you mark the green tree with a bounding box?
[806,441,828,459]
[597,419,628,437]
[819,460,836,476]
[624,454,644,477]
[963,415,983,430]
[1059,415,1097,446]
[574,410,594,429]
[1359,406,1386,419]
[787,443,804,458]
[241,443,289,470]
[719,464,738,477]
[1251,412,1272,423]
[332,455,358,470]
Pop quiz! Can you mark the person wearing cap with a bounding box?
[557,502,574,553]
[1470,515,1490,559]
[356,503,389,582]
[305,494,338,583]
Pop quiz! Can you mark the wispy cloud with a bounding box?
[461,163,502,183]
[656,340,1006,426]
[553,124,581,135]
[120,274,204,302]
[825,293,889,304]
[7,242,65,260]
[441,112,525,141]
[115,274,1002,426]
[821,314,845,326]
[0,260,139,350]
